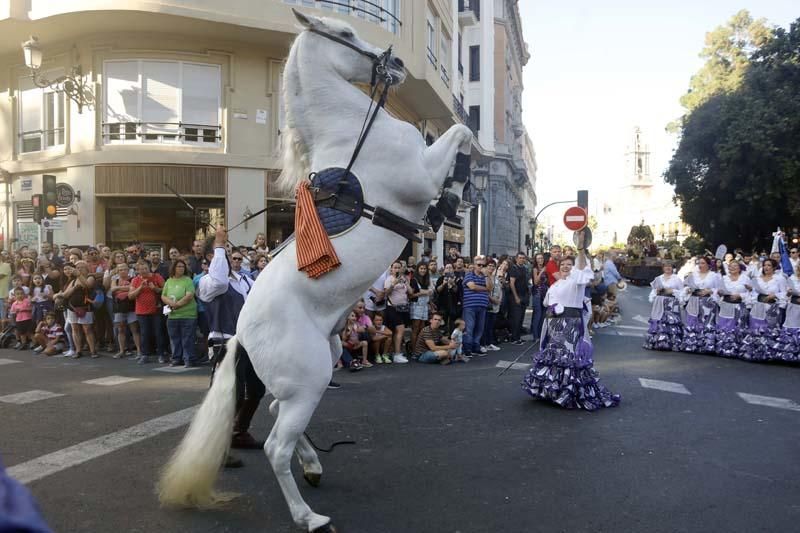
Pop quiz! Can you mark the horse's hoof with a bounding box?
[310,524,336,533]
[303,471,322,487]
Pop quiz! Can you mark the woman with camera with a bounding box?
[383,261,413,364]
[435,263,463,335]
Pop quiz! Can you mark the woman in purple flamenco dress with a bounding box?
[680,257,723,354]
[777,264,800,362]
[743,259,788,362]
[714,261,753,359]
[643,263,684,351]
[521,239,620,411]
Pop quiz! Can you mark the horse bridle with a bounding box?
[308,27,397,86]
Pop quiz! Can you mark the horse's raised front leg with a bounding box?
[269,399,324,487]
[422,124,473,190]
[265,387,332,532]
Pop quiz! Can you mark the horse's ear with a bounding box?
[292,8,320,29]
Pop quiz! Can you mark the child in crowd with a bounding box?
[8,276,30,300]
[341,311,370,369]
[10,287,34,350]
[33,312,65,355]
[370,313,393,363]
[30,274,54,325]
[449,318,467,362]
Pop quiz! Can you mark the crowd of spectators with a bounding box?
[0,234,625,369]
[0,232,272,366]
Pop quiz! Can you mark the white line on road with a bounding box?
[737,392,800,412]
[7,405,199,484]
[82,376,141,386]
[615,325,649,331]
[632,315,650,325]
[0,358,21,365]
[495,360,531,371]
[0,390,65,404]
[153,366,202,373]
[639,378,691,395]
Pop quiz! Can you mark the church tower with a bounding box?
[625,127,653,188]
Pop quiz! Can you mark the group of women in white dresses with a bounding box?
[644,257,800,363]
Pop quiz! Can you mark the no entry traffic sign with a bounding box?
[563,206,588,231]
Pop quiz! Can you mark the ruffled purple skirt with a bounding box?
[522,316,620,411]
[680,296,718,354]
[643,298,683,351]
[775,328,800,363]
[714,303,749,358]
[742,304,785,362]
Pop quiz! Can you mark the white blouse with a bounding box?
[544,263,594,309]
[649,274,683,303]
[789,275,800,296]
[685,271,722,292]
[720,275,752,295]
[753,275,788,307]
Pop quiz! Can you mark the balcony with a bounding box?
[458,0,480,27]
[452,95,469,125]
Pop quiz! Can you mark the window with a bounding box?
[469,45,480,81]
[458,33,463,74]
[18,75,65,154]
[468,105,480,132]
[282,0,401,34]
[440,31,452,87]
[426,15,437,66]
[103,60,221,146]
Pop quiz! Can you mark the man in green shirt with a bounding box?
[161,260,198,367]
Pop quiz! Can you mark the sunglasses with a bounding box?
[231,257,243,261]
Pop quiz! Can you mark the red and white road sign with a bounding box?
[563,206,588,231]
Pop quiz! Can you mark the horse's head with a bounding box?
[293,9,406,87]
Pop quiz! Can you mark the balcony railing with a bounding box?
[284,0,402,34]
[102,122,221,145]
[441,66,450,87]
[452,95,469,125]
[458,0,480,20]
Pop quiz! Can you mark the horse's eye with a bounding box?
[341,31,354,39]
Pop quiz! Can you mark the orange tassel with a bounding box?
[295,181,341,279]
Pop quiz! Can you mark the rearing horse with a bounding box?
[158,9,472,532]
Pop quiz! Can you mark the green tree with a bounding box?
[665,17,800,248]
[680,10,772,112]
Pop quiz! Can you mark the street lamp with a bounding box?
[515,204,525,252]
[471,171,488,255]
[21,36,94,113]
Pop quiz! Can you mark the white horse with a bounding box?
[158,9,472,532]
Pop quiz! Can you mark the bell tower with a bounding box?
[625,126,652,188]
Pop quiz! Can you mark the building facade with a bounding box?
[0,0,466,255]
[456,0,537,259]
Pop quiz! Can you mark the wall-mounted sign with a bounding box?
[256,109,268,124]
[21,179,32,192]
[55,183,76,207]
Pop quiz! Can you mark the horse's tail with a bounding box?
[157,336,240,508]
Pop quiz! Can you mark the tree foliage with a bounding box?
[665,16,800,248]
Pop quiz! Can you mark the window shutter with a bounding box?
[142,61,179,134]
[181,63,220,127]
[469,45,480,81]
[19,77,41,134]
[105,61,140,122]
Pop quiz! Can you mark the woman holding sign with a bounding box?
[521,230,620,410]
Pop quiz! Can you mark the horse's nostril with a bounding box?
[392,57,404,68]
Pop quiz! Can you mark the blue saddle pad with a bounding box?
[311,167,364,236]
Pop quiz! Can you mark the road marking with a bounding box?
[0,358,21,365]
[495,360,531,371]
[153,366,202,373]
[639,378,691,395]
[632,315,650,325]
[82,376,141,386]
[616,325,649,331]
[0,390,65,404]
[737,393,800,412]
[7,405,199,484]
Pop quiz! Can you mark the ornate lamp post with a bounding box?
[21,36,94,113]
[471,171,488,255]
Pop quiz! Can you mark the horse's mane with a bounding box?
[276,34,311,194]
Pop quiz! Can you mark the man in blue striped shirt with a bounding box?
[462,257,490,356]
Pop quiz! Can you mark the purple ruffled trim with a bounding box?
[644,304,683,352]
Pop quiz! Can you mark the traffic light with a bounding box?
[32,194,43,224]
[43,174,57,219]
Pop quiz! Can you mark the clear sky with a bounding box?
[518,1,798,210]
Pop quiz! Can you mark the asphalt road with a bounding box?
[1,286,799,533]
